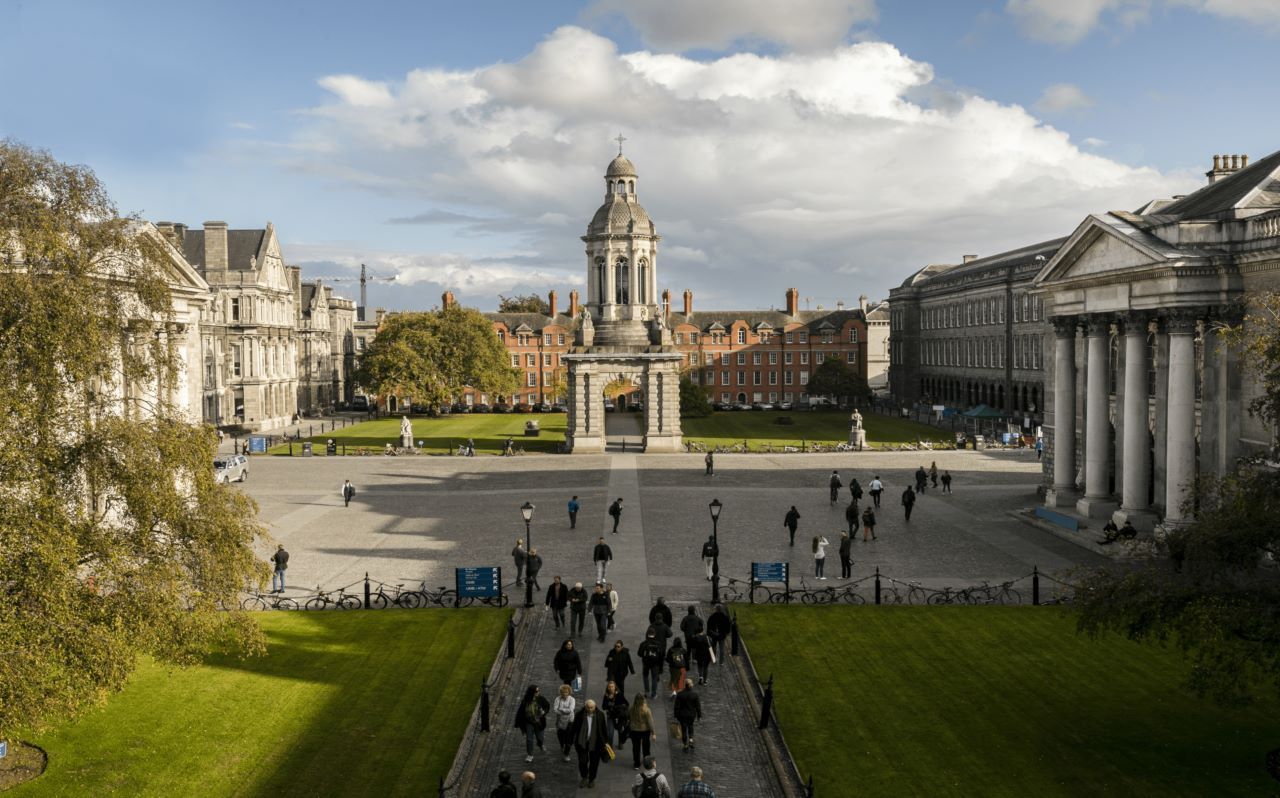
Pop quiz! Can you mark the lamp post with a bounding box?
[521,501,536,608]
[709,498,722,604]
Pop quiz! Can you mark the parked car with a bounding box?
[450,402,470,414]
[752,402,775,411]
[351,395,369,411]
[492,403,511,414]
[515,403,534,413]
[532,403,549,413]
[778,401,794,411]
[603,399,615,411]
[714,401,733,411]
[472,403,492,413]
[550,403,568,413]
[733,402,752,411]
[214,455,248,484]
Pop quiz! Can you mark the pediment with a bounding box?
[1034,215,1173,287]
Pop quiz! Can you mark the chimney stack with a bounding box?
[569,289,580,318]
[548,290,558,317]
[683,289,693,316]
[962,254,978,264]
[836,300,844,311]
[203,221,228,270]
[662,288,671,317]
[1207,153,1249,184]
[785,287,799,316]
[858,294,868,314]
[441,290,456,309]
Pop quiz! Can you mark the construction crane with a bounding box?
[307,264,396,320]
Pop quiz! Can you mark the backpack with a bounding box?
[638,774,660,798]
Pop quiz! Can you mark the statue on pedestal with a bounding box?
[400,415,413,448]
[850,409,863,430]
[848,408,867,450]
[578,307,595,346]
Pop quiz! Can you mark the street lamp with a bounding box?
[521,502,536,608]
[709,498,723,604]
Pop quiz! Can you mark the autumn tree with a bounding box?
[544,368,568,403]
[354,306,518,409]
[498,293,550,314]
[0,141,266,743]
[807,356,870,405]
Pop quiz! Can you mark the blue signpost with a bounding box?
[248,435,268,454]
[455,566,502,607]
[750,561,789,603]
[0,739,7,759]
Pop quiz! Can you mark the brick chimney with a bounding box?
[441,291,456,309]
[548,290,558,317]
[785,287,799,316]
[683,289,693,315]
[858,294,868,314]
[1207,153,1249,184]
[569,289,580,318]
[203,221,228,270]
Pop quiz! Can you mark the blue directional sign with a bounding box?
[456,566,502,598]
[0,740,7,759]
[248,435,268,453]
[752,562,788,583]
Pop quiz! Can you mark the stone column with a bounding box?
[1164,312,1198,524]
[1077,316,1117,518]
[1114,312,1154,529]
[1046,317,1078,507]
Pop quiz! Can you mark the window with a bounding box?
[721,393,730,402]
[847,351,856,364]
[800,370,809,385]
[737,329,746,345]
[720,353,729,366]
[800,352,809,365]
[543,354,552,366]
[705,353,714,365]
[232,345,242,377]
[753,371,761,385]
[737,353,746,365]
[769,371,778,385]
[674,333,683,344]
[769,352,777,364]
[816,352,825,364]
[497,330,505,342]
[544,334,552,345]
[785,352,794,365]
[752,352,761,365]
[798,332,808,343]
[769,392,778,402]
[690,332,699,344]
[558,334,565,346]
[737,371,745,385]
[785,333,794,344]
[231,297,240,321]
[356,337,366,352]
[785,371,794,385]
[526,354,536,367]
[1033,297,1042,321]
[760,332,770,344]
[849,329,858,343]
[689,353,697,366]
[511,355,519,367]
[721,372,730,385]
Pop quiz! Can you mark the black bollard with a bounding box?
[806,775,815,797]
[507,619,516,659]
[364,573,371,610]
[439,776,445,798]
[480,679,490,732]
[1032,566,1040,606]
[875,567,881,605]
[759,675,774,729]
[730,612,740,656]
[289,441,293,457]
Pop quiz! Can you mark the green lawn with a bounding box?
[737,606,1276,797]
[267,413,568,455]
[681,410,948,448]
[15,610,510,797]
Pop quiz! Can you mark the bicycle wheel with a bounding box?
[906,587,928,605]
[304,597,328,611]
[844,591,867,605]
[338,594,362,610]
[396,592,423,609]
[275,597,299,611]
[240,596,267,611]
[768,591,789,604]
[926,592,952,605]
[495,594,510,608]
[999,588,1022,605]
[439,590,459,607]
[370,593,389,610]
[801,591,820,605]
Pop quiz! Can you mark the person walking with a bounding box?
[650,613,672,663]
[589,584,612,642]
[929,461,939,489]
[609,497,624,534]
[466,437,476,457]
[605,639,636,696]
[700,535,718,581]
[679,605,704,642]
[902,485,916,521]
[915,466,928,494]
[638,628,664,699]
[514,684,550,763]
[649,597,673,629]
[828,470,843,504]
[687,631,713,686]
[553,639,582,688]
[634,756,674,797]
[520,771,545,798]
[341,479,356,507]
[512,539,527,586]
[666,638,688,696]
[568,495,580,529]
[673,682,702,752]
[628,694,657,770]
[568,582,588,637]
[813,535,829,579]
[525,548,543,592]
[844,501,858,535]
[941,470,953,494]
[677,767,716,798]
[784,505,801,546]
[270,544,289,593]
[704,451,714,476]
[838,532,853,579]
[544,576,568,630]
[869,475,883,507]
[602,680,630,749]
[607,582,619,631]
[489,770,518,798]
[552,684,577,762]
[572,699,610,788]
[1035,438,1044,460]
[861,505,877,541]
[849,477,863,507]
[706,604,731,664]
[593,537,613,584]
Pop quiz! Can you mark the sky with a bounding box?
[2,0,1277,313]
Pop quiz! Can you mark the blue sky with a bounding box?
[2,0,1276,312]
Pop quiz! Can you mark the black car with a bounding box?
[550,403,568,413]
[451,402,471,414]
[492,403,511,414]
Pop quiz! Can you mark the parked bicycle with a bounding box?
[240,591,299,611]
[369,581,421,609]
[304,585,363,610]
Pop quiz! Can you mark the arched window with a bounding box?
[637,258,648,304]
[615,258,629,305]
[595,257,606,303]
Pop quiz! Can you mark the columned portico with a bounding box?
[1077,317,1117,519]
[1114,312,1154,529]
[1163,312,1198,524]
[1046,317,1078,507]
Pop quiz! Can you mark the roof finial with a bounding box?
[615,132,627,155]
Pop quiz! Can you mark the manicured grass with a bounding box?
[268,413,568,455]
[681,410,948,448]
[16,609,510,797]
[737,606,1276,797]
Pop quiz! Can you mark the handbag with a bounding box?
[603,743,616,761]
[572,675,582,693]
[669,720,682,740]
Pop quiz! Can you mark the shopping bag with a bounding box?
[669,720,682,740]
[572,675,582,693]
[710,648,717,665]
[603,743,616,761]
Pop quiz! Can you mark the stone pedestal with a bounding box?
[1112,507,1157,532]
[1044,486,1078,508]
[848,427,866,449]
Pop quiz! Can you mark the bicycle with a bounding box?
[304,586,363,610]
[455,593,510,608]
[369,581,421,609]
[719,578,748,603]
[797,578,866,605]
[750,582,791,604]
[881,580,928,605]
[240,591,299,611]
[969,580,1023,605]
[926,585,985,605]
[685,441,707,453]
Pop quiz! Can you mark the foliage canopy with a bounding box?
[497,293,550,314]
[679,375,711,417]
[807,356,870,403]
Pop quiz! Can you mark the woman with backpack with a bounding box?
[665,637,688,697]
[627,694,657,770]
[813,535,830,579]
[552,684,577,762]
[513,684,550,763]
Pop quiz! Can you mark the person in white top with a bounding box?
[868,476,884,508]
[813,535,829,579]
[552,683,577,762]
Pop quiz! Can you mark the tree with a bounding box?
[497,293,550,314]
[354,306,518,409]
[544,368,568,403]
[1075,294,1280,708]
[680,374,711,417]
[603,376,632,408]
[807,357,870,404]
[0,141,266,741]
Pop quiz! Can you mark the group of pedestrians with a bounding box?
[490,764,715,797]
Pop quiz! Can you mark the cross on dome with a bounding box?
[615,133,627,155]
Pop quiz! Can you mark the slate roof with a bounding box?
[670,307,866,333]
[179,228,266,271]
[898,237,1066,290]
[484,312,577,331]
[1157,148,1280,219]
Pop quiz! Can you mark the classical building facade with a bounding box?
[1035,151,1280,529]
[293,273,358,414]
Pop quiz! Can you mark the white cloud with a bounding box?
[229,121,255,130]
[1034,83,1096,113]
[282,26,1193,308]
[316,75,395,108]
[1008,0,1280,44]
[587,0,877,51]
[1169,0,1280,30]
[1083,137,1108,148]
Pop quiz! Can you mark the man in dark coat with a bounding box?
[489,769,518,798]
[637,628,664,698]
[902,486,916,521]
[679,605,703,642]
[838,533,853,579]
[701,535,718,581]
[568,582,588,637]
[649,597,673,628]
[673,682,702,751]
[589,584,612,642]
[604,639,636,696]
[512,539,527,586]
[784,506,800,546]
[524,548,543,591]
[608,497,624,534]
[544,576,568,629]
[270,544,289,593]
[844,501,858,535]
[705,451,714,476]
[849,478,863,505]
[915,466,928,494]
[828,471,842,504]
[706,604,731,664]
[572,700,610,787]
[593,537,613,584]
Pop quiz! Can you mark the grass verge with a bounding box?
[15,609,510,797]
[736,605,1276,797]
[681,410,949,448]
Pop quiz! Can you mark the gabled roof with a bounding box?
[1157,148,1280,220]
[1032,212,1212,286]
[180,229,267,271]
[485,312,577,332]
[671,307,865,333]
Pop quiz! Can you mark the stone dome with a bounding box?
[589,195,653,236]
[606,154,637,178]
